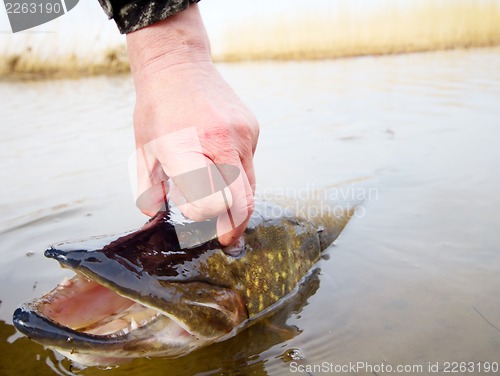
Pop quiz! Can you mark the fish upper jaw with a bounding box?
[44,244,249,340]
[12,270,248,365]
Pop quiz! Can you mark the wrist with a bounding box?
[126,4,212,82]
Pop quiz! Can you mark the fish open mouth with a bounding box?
[13,273,203,362]
[12,210,250,364]
[30,274,172,336]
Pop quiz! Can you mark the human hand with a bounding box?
[126,5,259,246]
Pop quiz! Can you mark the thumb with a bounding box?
[132,144,169,217]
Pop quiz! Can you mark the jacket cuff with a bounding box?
[98,0,201,34]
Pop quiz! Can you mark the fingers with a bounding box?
[135,127,236,221]
[216,159,254,245]
[154,128,236,221]
[133,127,256,246]
[133,146,169,217]
[240,153,256,194]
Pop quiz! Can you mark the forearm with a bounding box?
[126,4,212,83]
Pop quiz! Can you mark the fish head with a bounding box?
[13,212,249,365]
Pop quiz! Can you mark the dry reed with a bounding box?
[1,0,499,79]
[217,0,500,61]
[0,45,129,80]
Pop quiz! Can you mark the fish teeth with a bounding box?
[130,318,138,331]
[59,276,72,287]
[115,327,130,337]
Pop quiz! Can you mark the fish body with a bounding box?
[13,199,355,365]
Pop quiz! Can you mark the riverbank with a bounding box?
[1,0,499,79]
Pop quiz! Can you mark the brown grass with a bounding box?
[1,0,499,79]
[216,0,500,61]
[0,45,130,80]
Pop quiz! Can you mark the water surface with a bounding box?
[1,48,499,375]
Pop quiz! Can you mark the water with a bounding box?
[1,48,500,375]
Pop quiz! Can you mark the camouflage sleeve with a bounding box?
[98,0,201,34]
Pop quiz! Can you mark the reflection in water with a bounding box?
[1,48,500,375]
[0,320,77,376]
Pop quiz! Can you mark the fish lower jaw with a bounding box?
[13,273,213,365]
[53,320,209,367]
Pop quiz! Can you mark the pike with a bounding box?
[13,197,358,365]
